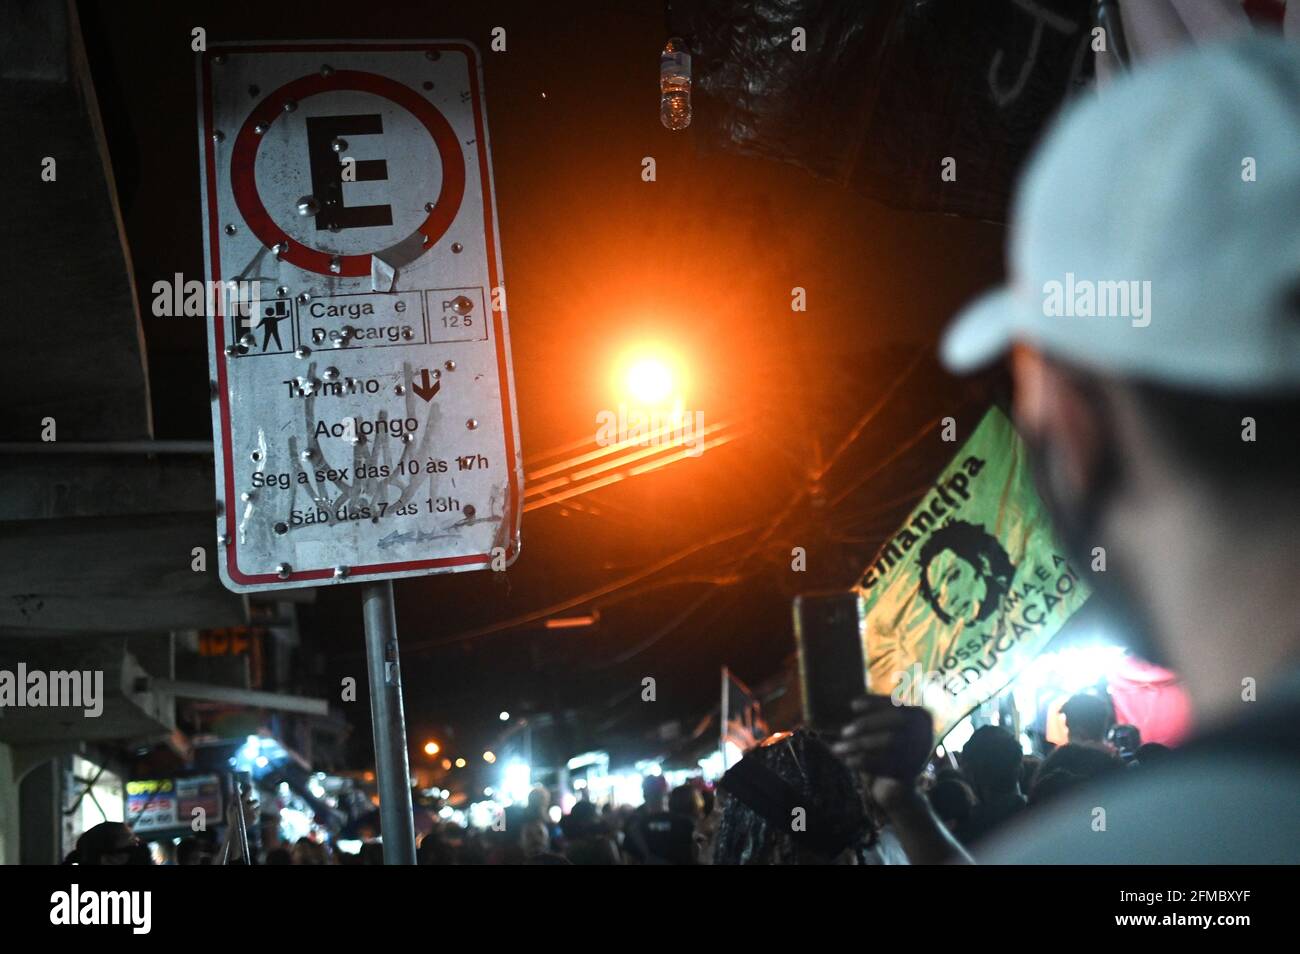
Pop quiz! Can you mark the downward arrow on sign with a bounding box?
[412,369,441,403]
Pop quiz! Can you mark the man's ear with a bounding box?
[1010,345,1105,499]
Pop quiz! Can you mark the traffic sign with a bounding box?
[197,41,522,593]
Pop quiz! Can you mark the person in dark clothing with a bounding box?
[1134,742,1171,767]
[956,726,1027,844]
[926,775,975,836]
[176,836,216,865]
[1107,723,1142,763]
[623,774,696,864]
[1060,693,1111,745]
[836,37,1300,864]
[1027,743,1124,806]
[561,800,620,865]
[63,822,151,866]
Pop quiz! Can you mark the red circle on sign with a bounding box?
[230,70,466,277]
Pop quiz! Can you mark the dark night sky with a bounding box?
[80,0,1008,769]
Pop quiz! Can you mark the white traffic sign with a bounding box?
[197,41,522,592]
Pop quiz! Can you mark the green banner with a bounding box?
[857,407,1090,740]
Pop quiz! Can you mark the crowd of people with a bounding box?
[65,689,1176,866]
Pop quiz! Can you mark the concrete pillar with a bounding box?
[0,743,17,864]
[19,757,60,865]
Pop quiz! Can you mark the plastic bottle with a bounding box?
[659,37,692,131]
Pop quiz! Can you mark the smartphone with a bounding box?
[793,591,867,732]
[793,591,933,779]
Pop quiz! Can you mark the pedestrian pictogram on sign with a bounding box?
[197,41,522,593]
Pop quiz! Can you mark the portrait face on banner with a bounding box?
[857,408,1092,740]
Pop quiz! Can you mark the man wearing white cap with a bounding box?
[839,34,1300,863]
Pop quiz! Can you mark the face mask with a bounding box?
[1022,415,1171,670]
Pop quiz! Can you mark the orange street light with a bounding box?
[625,357,674,405]
[611,344,689,410]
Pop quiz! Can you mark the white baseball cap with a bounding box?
[941,35,1300,393]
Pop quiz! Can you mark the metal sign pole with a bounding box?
[361,580,417,865]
